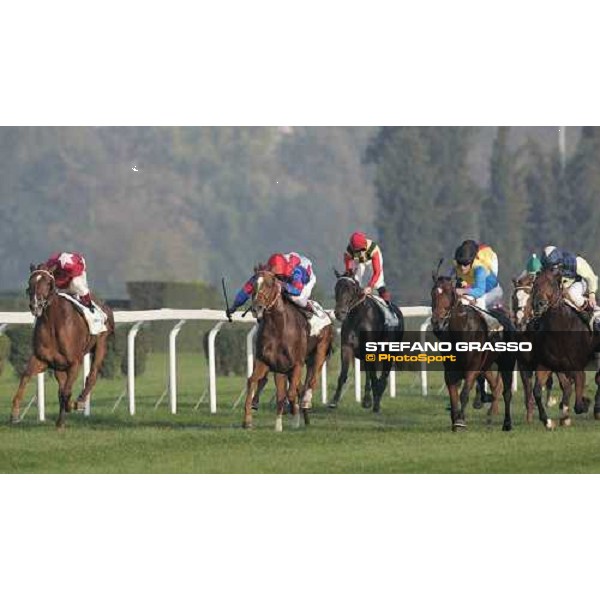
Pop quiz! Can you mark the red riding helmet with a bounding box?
[267,253,292,278]
[350,231,368,251]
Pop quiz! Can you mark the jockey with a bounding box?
[516,253,543,281]
[453,240,503,332]
[343,231,391,302]
[268,252,317,312]
[541,245,600,330]
[226,252,317,319]
[43,252,95,312]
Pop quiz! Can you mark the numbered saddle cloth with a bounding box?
[308,300,332,337]
[370,295,401,329]
[58,293,108,335]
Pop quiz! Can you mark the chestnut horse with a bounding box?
[431,274,516,432]
[10,265,115,428]
[242,270,334,431]
[530,267,600,428]
[511,273,572,423]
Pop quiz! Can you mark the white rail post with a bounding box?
[246,323,258,378]
[37,372,45,422]
[321,362,327,404]
[82,353,91,416]
[389,369,396,398]
[354,357,361,402]
[208,321,225,414]
[168,320,186,415]
[420,317,431,396]
[127,321,144,416]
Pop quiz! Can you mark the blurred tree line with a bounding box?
[367,126,595,303]
[0,126,591,308]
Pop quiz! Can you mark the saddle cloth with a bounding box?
[370,295,401,329]
[58,293,108,335]
[308,300,332,337]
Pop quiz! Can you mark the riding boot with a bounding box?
[480,310,503,333]
[378,287,392,305]
[80,293,95,312]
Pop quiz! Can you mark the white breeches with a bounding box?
[474,285,503,310]
[354,261,385,289]
[565,280,587,308]
[288,274,316,308]
[64,273,90,297]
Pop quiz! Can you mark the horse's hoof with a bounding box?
[242,421,254,430]
[525,410,534,424]
[574,398,591,415]
[473,397,483,410]
[362,399,372,409]
[303,410,311,426]
[452,420,467,432]
[251,399,259,411]
[372,404,381,414]
[76,401,86,413]
[545,419,556,431]
[9,413,21,425]
[55,423,66,431]
[502,422,512,432]
[327,402,338,410]
[559,417,572,427]
[547,395,558,408]
[274,418,283,433]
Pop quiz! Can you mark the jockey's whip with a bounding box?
[221,277,233,322]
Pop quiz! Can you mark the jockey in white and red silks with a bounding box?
[343,231,391,302]
[43,251,95,312]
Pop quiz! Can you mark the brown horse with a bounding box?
[511,273,572,423]
[431,274,516,432]
[531,267,600,427]
[10,265,115,428]
[242,270,333,431]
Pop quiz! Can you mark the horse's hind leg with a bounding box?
[483,370,502,418]
[573,371,590,416]
[545,374,558,408]
[302,330,332,415]
[445,369,464,431]
[76,337,108,411]
[499,363,514,432]
[10,355,46,423]
[362,366,373,409]
[519,365,534,424]
[252,375,269,411]
[373,364,391,413]
[288,364,303,429]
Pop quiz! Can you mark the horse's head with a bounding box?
[252,270,281,319]
[511,273,535,330]
[431,275,456,331]
[333,270,362,321]
[27,263,56,317]
[532,267,562,317]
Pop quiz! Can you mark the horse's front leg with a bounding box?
[518,362,534,424]
[594,369,600,421]
[498,359,515,432]
[10,355,46,423]
[330,344,352,409]
[243,360,270,429]
[373,363,391,413]
[76,336,108,411]
[445,369,464,432]
[534,368,554,430]
[362,363,373,409]
[459,370,479,418]
[572,371,589,417]
[274,372,288,433]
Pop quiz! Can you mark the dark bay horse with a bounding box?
[242,270,334,431]
[431,275,516,432]
[511,273,572,423]
[329,272,404,412]
[530,267,600,428]
[10,266,115,428]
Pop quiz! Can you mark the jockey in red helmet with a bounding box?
[343,231,390,302]
[43,251,95,312]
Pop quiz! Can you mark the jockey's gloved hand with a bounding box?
[225,307,234,322]
[364,286,373,295]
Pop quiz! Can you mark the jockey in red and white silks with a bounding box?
[44,252,95,311]
[343,231,391,301]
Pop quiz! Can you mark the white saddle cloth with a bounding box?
[308,300,332,337]
[58,293,108,335]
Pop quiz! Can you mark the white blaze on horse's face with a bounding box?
[437,288,443,294]
[514,289,530,325]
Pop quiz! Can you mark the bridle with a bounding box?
[431,280,458,332]
[335,276,367,318]
[28,269,56,315]
[533,272,563,318]
[253,273,281,313]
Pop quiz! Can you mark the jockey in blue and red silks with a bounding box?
[226,252,317,319]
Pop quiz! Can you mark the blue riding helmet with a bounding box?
[541,247,563,269]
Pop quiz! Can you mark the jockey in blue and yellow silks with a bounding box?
[453,240,504,331]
